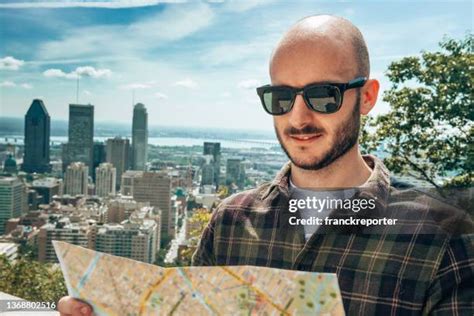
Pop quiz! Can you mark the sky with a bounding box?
[0,0,472,131]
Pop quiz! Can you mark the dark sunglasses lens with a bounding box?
[263,89,293,115]
[306,86,341,113]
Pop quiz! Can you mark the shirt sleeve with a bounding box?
[191,209,220,266]
[423,235,474,315]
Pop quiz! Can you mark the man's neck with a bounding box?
[290,146,372,189]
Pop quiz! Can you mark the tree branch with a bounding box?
[400,153,441,190]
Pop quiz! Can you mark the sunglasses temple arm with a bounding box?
[347,77,368,88]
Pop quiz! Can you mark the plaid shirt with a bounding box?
[192,155,473,315]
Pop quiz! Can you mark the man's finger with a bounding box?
[57,296,92,316]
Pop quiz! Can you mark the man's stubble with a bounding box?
[275,91,361,171]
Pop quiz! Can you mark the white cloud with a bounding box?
[238,79,261,90]
[200,35,277,66]
[20,83,33,89]
[128,3,215,42]
[0,1,182,9]
[174,78,198,89]
[43,66,112,79]
[75,66,112,78]
[154,92,169,99]
[221,0,274,12]
[36,3,214,60]
[43,68,79,79]
[0,81,33,89]
[120,83,153,90]
[0,56,25,70]
[0,81,16,87]
[83,90,92,96]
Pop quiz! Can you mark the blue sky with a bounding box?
[0,0,472,130]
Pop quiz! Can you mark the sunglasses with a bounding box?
[256,77,367,115]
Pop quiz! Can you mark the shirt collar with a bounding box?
[259,161,291,200]
[258,155,391,209]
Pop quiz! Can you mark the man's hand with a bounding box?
[58,296,92,316]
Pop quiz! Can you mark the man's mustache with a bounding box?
[284,125,325,135]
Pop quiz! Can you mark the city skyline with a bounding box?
[0,1,472,130]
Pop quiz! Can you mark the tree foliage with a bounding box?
[177,208,212,266]
[362,34,473,188]
[0,255,67,303]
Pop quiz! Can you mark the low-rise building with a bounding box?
[0,242,18,261]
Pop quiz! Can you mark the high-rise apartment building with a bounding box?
[131,103,148,171]
[64,162,88,196]
[94,216,158,264]
[106,195,142,223]
[22,99,51,173]
[121,171,172,242]
[38,218,91,262]
[0,177,27,235]
[95,163,116,197]
[62,104,94,176]
[106,137,130,189]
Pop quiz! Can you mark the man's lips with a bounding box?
[288,133,323,142]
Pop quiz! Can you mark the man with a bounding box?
[191,15,473,315]
[59,15,472,316]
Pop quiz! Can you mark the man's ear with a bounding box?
[360,79,380,115]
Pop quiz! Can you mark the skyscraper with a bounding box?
[106,137,130,189]
[22,99,51,173]
[131,103,148,171]
[203,142,221,188]
[95,163,116,197]
[63,104,94,176]
[64,162,88,196]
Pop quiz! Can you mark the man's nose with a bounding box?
[287,94,314,128]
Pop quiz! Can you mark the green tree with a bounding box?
[17,243,38,260]
[177,208,212,266]
[362,34,473,189]
[154,248,174,267]
[0,255,67,303]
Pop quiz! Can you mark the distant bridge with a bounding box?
[198,136,278,146]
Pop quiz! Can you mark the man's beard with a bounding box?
[275,92,361,171]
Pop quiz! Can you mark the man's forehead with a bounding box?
[269,38,356,86]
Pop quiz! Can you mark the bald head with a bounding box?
[270,15,370,82]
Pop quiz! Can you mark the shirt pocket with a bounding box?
[333,264,428,316]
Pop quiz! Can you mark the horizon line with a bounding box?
[0,116,275,133]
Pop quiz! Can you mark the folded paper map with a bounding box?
[53,241,345,315]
